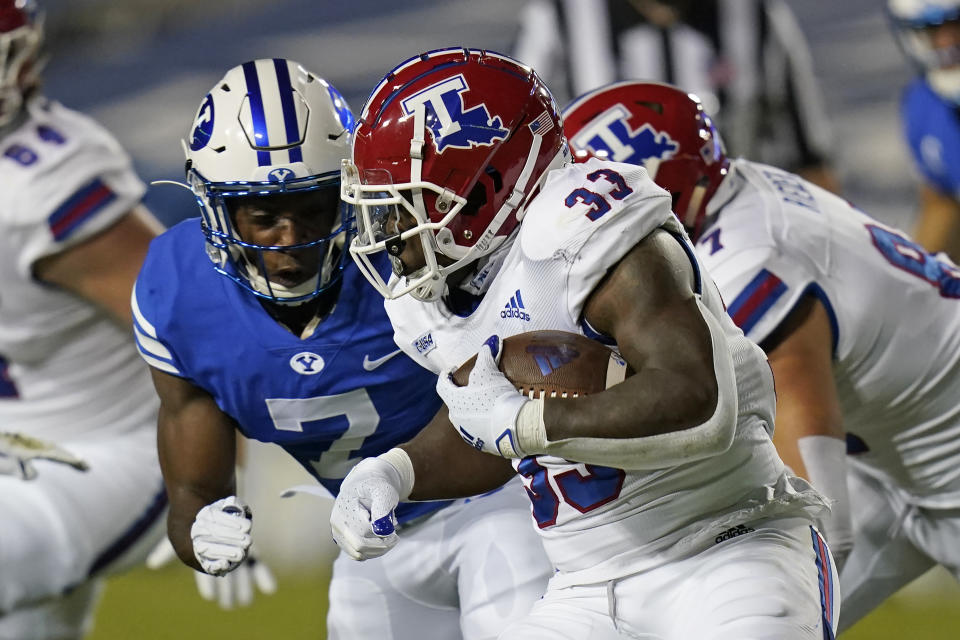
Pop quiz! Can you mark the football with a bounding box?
[452,330,630,398]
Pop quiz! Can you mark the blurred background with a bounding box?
[32,0,958,637]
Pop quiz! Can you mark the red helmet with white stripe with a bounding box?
[563,81,729,240]
[344,48,568,301]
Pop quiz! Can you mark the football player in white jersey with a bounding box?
[562,80,960,632]
[333,48,839,639]
[0,1,167,638]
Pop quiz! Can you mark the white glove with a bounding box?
[435,336,534,458]
[330,457,403,561]
[0,432,89,480]
[190,496,253,576]
[146,536,276,609]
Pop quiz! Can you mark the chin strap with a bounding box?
[457,229,517,296]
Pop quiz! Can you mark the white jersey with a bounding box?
[0,98,158,441]
[696,158,960,509]
[387,158,826,587]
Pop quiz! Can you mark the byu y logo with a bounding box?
[190,94,215,151]
[569,104,678,165]
[268,167,294,183]
[289,352,324,375]
[401,75,509,152]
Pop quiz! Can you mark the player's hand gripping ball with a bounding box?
[438,331,629,457]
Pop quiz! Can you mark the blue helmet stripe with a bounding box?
[242,61,272,166]
[273,58,303,164]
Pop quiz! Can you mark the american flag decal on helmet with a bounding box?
[528,110,554,136]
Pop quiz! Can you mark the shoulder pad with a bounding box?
[519,158,673,261]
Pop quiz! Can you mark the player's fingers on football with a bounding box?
[472,343,500,380]
[434,370,460,400]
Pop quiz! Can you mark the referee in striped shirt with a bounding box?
[514,0,840,192]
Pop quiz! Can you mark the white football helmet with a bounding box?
[0,0,43,128]
[183,58,355,303]
[888,0,960,103]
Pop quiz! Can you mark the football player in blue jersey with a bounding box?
[889,0,960,260]
[132,58,552,639]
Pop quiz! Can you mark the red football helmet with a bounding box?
[562,81,729,240]
[0,0,42,128]
[344,48,568,301]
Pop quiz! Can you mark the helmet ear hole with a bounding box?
[485,166,503,193]
[463,182,488,216]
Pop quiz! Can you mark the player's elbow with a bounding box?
[681,377,721,432]
[690,393,737,459]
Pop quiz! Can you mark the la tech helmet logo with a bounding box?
[570,104,679,165]
[401,75,509,152]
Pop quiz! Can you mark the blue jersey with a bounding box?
[133,219,447,524]
[902,78,960,198]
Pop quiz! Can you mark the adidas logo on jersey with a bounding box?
[500,290,530,321]
[713,524,756,545]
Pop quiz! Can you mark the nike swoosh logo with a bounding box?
[362,349,403,371]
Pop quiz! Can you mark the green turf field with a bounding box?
[88,566,329,640]
[88,565,960,639]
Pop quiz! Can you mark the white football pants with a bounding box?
[838,464,960,632]
[499,517,839,639]
[327,478,552,640]
[0,427,166,640]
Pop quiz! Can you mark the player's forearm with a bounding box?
[400,407,515,500]
[165,488,209,572]
[532,301,737,470]
[543,368,717,442]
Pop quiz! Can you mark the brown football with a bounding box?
[452,330,630,398]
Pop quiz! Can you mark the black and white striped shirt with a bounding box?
[514,0,833,172]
